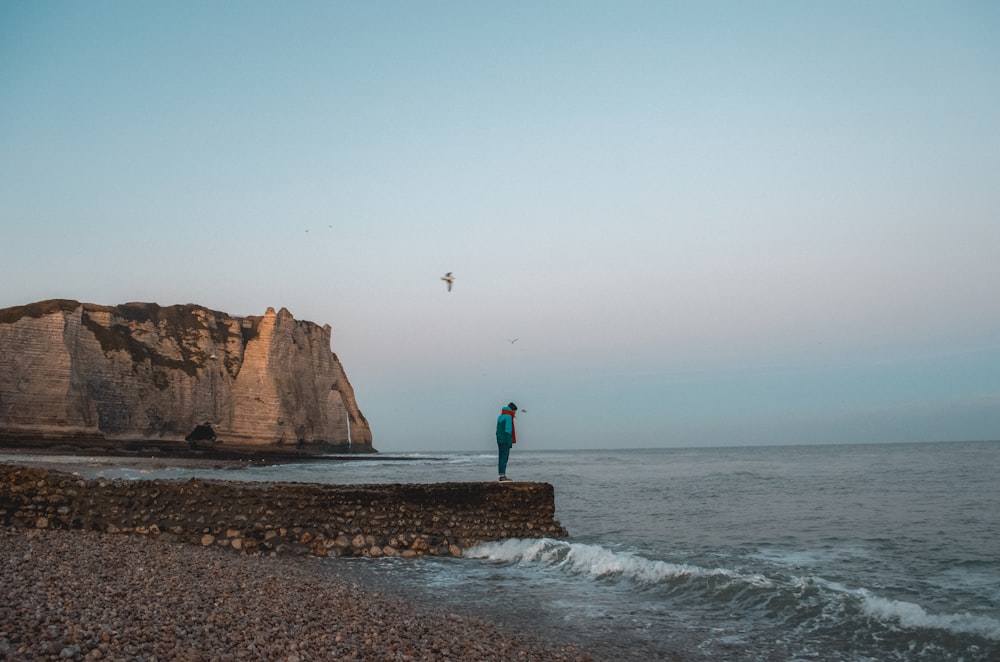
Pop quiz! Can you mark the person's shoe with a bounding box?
[499,475,513,482]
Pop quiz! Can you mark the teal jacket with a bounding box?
[496,409,516,446]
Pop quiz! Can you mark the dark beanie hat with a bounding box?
[507,402,518,410]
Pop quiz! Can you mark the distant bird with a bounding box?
[507,338,518,344]
[441,272,455,292]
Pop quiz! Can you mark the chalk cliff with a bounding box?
[0,300,374,454]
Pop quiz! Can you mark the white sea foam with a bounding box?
[466,538,772,589]
[858,590,1000,640]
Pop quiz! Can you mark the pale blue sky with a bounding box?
[2,1,998,451]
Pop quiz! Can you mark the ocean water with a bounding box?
[32,441,1000,661]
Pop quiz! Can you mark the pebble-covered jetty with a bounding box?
[0,464,568,558]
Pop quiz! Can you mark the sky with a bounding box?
[2,1,998,452]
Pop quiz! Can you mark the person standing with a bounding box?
[495,402,518,482]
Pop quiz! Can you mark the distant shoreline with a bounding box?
[0,446,439,475]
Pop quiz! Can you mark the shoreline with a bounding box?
[0,448,254,473]
[0,526,600,661]
[0,452,602,658]
[0,448,440,477]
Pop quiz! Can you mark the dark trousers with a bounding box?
[497,441,512,475]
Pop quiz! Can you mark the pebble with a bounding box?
[0,527,599,661]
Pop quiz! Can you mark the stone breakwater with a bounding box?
[0,465,568,558]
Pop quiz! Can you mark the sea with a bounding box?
[21,440,1000,661]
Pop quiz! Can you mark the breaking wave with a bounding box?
[466,537,769,587]
[466,538,1000,644]
[859,591,1000,640]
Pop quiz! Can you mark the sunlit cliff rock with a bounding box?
[0,300,374,454]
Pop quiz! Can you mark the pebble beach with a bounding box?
[0,527,599,661]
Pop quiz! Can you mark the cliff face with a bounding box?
[0,300,374,453]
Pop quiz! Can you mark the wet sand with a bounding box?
[0,449,253,474]
[0,449,437,478]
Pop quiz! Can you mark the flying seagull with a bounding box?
[441,272,455,292]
